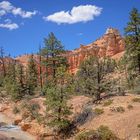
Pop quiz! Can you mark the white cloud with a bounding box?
[0,1,37,18]
[0,22,19,30]
[0,18,19,30]
[12,8,37,18]
[44,5,102,24]
[0,10,6,16]
[77,33,83,36]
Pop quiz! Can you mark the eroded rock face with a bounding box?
[66,28,125,74]
[13,28,125,75]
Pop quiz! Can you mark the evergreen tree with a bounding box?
[16,64,25,97]
[38,46,43,90]
[41,32,67,79]
[3,59,20,100]
[26,54,38,95]
[76,56,116,100]
[46,65,71,135]
[0,47,6,85]
[125,8,140,74]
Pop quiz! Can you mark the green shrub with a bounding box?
[127,104,133,110]
[137,124,140,128]
[110,106,125,113]
[97,125,119,140]
[75,125,119,140]
[94,108,104,115]
[132,98,140,103]
[116,106,125,113]
[75,130,97,140]
[103,99,113,106]
[12,106,20,114]
[21,102,41,121]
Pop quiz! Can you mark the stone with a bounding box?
[66,28,125,74]
[2,27,125,76]
[20,123,31,131]
[13,118,22,125]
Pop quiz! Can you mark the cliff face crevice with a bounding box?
[66,28,125,74]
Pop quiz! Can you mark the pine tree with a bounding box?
[41,32,67,79]
[26,54,38,95]
[77,56,116,100]
[125,8,140,74]
[16,64,25,97]
[3,59,20,100]
[38,46,43,90]
[0,47,6,85]
[46,65,71,136]
[0,47,6,77]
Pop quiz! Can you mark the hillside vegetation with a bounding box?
[0,8,140,140]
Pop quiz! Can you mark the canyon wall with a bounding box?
[0,28,125,76]
[66,28,125,74]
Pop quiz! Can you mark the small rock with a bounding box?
[13,119,22,125]
[20,123,31,131]
[0,106,8,112]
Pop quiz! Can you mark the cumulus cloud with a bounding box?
[0,22,19,30]
[0,18,19,30]
[44,5,102,24]
[0,1,37,18]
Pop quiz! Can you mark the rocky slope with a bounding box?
[66,28,125,73]
[13,28,125,74]
[0,94,140,140]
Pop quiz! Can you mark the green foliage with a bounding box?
[3,60,30,100]
[111,106,125,113]
[21,102,42,122]
[46,65,72,132]
[132,97,140,103]
[75,130,97,140]
[75,125,119,140]
[125,8,140,73]
[3,61,23,101]
[94,108,104,115]
[123,8,140,91]
[103,99,113,106]
[137,124,140,128]
[13,106,20,114]
[41,32,67,79]
[131,76,140,94]
[26,54,38,95]
[97,125,118,140]
[116,106,125,113]
[127,104,133,110]
[76,56,116,100]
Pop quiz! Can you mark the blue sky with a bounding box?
[0,0,140,57]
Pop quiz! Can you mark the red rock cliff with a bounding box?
[14,28,125,75]
[66,28,125,74]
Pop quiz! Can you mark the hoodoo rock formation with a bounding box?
[0,28,125,76]
[66,28,125,73]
